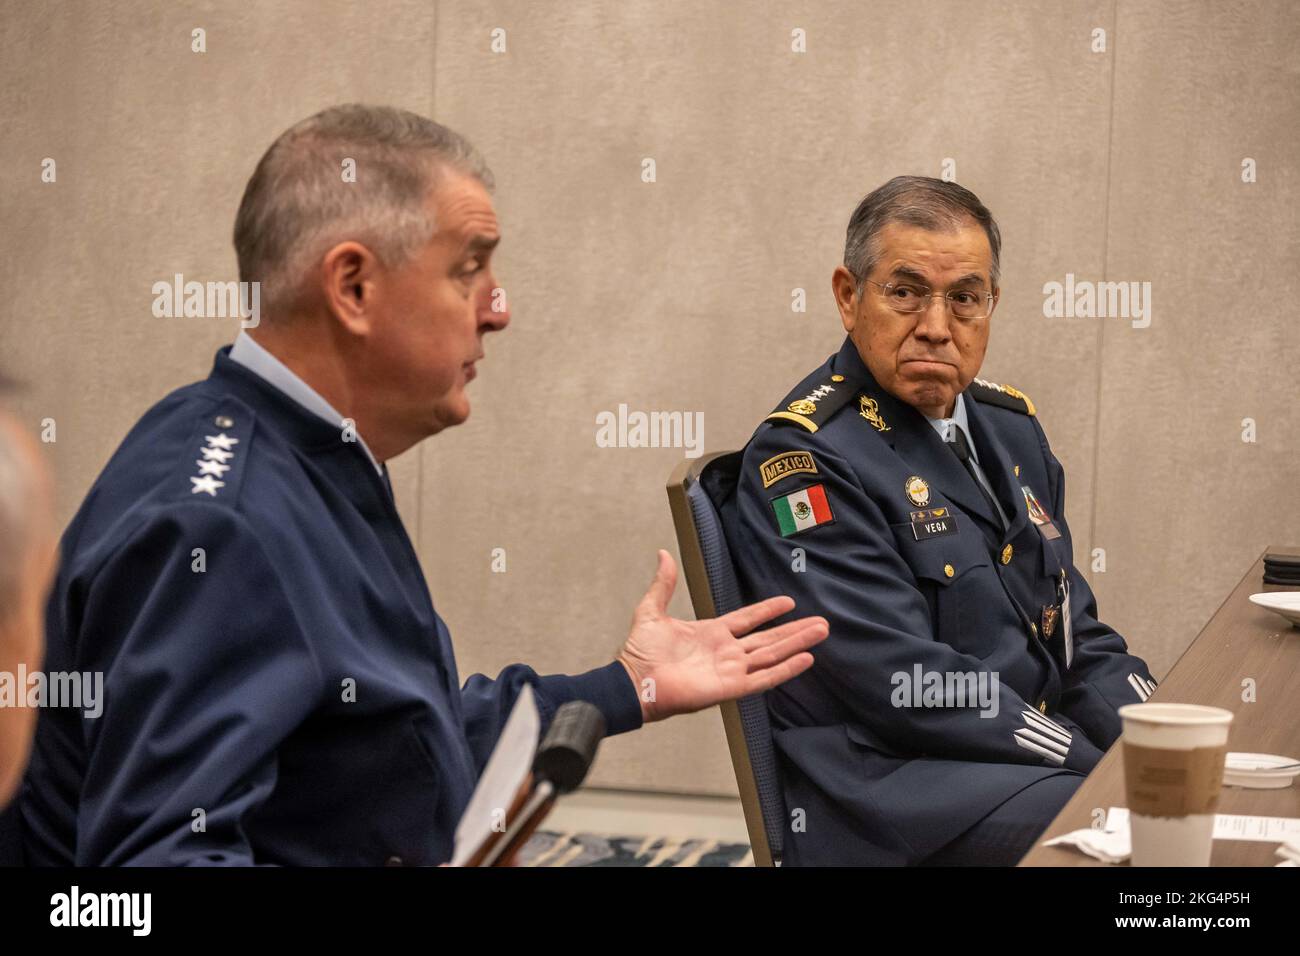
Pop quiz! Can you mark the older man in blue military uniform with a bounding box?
[720,176,1157,866]
[8,105,827,866]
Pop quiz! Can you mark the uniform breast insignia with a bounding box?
[904,475,930,507]
[858,395,890,432]
[909,507,956,541]
[759,450,819,488]
[1013,709,1071,766]
[967,378,1037,416]
[765,373,861,433]
[1041,604,1059,639]
[1128,673,1157,702]
[1020,484,1061,540]
[770,483,834,537]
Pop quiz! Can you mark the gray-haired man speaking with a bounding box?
[14,105,827,865]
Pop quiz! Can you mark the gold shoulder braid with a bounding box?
[967,378,1036,416]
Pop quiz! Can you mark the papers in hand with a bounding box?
[451,684,540,867]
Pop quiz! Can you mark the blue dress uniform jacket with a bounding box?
[17,347,642,866]
[719,337,1157,865]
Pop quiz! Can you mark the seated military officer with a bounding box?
[721,175,1158,866]
[12,105,828,866]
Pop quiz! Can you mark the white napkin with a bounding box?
[1042,827,1131,863]
[1277,837,1300,866]
[1044,818,1300,865]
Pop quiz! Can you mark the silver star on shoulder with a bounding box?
[190,474,226,496]
[200,447,234,462]
[205,433,240,450]
[195,459,231,477]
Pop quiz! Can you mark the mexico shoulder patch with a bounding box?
[771,484,834,537]
[759,450,818,488]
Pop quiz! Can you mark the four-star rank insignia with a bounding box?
[191,431,240,497]
[904,475,930,507]
[765,374,858,433]
[178,412,249,502]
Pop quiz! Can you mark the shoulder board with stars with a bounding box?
[967,378,1037,416]
[172,404,255,504]
[764,372,861,433]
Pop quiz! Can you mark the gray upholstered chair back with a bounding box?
[666,451,785,865]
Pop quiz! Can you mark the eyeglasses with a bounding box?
[862,278,995,320]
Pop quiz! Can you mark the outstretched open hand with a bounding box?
[617,550,828,722]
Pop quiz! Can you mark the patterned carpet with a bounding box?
[517,830,754,867]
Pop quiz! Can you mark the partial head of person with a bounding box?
[832,175,1001,419]
[233,104,510,461]
[0,381,58,807]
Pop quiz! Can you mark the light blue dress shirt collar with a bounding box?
[924,391,978,464]
[229,332,383,475]
[925,390,1012,526]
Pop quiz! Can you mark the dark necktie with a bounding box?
[947,423,1005,534]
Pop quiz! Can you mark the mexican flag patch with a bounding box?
[771,484,834,537]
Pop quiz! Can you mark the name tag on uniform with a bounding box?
[910,508,957,541]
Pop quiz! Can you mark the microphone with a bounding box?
[534,701,606,793]
[479,701,606,866]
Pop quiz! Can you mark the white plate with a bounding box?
[1224,752,1300,789]
[1248,592,1300,626]
[1226,752,1299,773]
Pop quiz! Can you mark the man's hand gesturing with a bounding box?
[617,549,828,722]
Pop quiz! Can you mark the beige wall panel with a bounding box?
[0,0,437,529]
[424,0,1115,793]
[1091,0,1300,679]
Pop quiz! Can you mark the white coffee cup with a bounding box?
[1117,703,1233,867]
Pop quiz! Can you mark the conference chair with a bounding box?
[666,451,786,867]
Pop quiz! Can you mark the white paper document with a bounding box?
[450,684,540,867]
[1104,807,1300,842]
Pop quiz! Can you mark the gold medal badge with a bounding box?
[905,475,930,507]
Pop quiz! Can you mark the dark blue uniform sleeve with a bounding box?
[1034,418,1158,749]
[73,506,323,865]
[733,428,1104,773]
[460,662,642,775]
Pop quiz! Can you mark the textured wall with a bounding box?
[2,1,1296,797]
